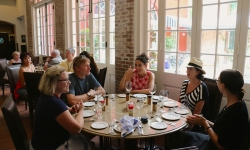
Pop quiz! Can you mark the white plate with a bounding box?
[174,108,189,115]
[83,102,95,107]
[114,125,121,132]
[83,110,95,118]
[117,94,126,98]
[162,113,180,121]
[91,122,108,129]
[150,122,167,130]
[152,95,159,100]
[133,94,147,98]
[163,101,178,107]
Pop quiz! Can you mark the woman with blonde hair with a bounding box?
[31,65,94,150]
[9,51,21,65]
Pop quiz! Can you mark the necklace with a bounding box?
[67,60,73,72]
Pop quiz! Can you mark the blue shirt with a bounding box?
[31,94,69,150]
[69,73,100,96]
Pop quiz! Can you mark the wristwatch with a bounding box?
[87,92,91,97]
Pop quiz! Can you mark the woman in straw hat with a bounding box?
[178,57,210,131]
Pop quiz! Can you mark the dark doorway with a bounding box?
[0,33,9,59]
[0,20,15,59]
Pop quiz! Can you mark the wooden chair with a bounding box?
[97,67,107,87]
[23,72,43,129]
[203,78,223,121]
[6,65,28,110]
[1,94,30,150]
[0,58,9,96]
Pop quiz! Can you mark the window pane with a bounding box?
[150,0,158,10]
[201,30,216,54]
[110,16,115,32]
[201,55,215,78]
[165,31,177,52]
[179,8,192,30]
[202,5,218,29]
[178,31,191,53]
[100,49,105,63]
[93,34,99,47]
[72,8,76,22]
[244,57,250,83]
[93,3,99,18]
[180,0,192,7]
[219,3,237,29]
[246,30,250,55]
[177,53,190,75]
[166,0,177,9]
[72,22,76,34]
[94,48,100,62]
[215,56,233,77]
[166,9,178,30]
[217,30,235,55]
[165,53,176,73]
[110,48,115,64]
[203,0,218,5]
[110,0,115,15]
[110,33,115,48]
[148,51,158,71]
[149,11,158,30]
[220,0,238,2]
[93,19,99,33]
[73,34,77,47]
[148,31,158,50]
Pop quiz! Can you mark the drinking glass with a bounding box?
[97,97,105,119]
[149,83,156,96]
[135,97,144,119]
[94,87,102,101]
[159,90,167,113]
[110,94,115,101]
[125,81,132,93]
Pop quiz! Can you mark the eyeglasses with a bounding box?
[58,79,70,83]
[215,79,221,83]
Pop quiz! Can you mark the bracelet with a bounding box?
[206,126,211,132]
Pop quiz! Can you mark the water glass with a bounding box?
[149,83,156,95]
[125,81,132,93]
[136,97,144,119]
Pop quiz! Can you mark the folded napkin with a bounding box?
[120,115,140,137]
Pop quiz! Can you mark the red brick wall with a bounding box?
[115,0,134,93]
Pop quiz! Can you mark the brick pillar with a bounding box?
[115,0,134,93]
[55,0,65,56]
[25,0,34,56]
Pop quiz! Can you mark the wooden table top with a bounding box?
[82,94,191,139]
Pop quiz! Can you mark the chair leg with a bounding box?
[2,82,4,97]
[28,100,33,129]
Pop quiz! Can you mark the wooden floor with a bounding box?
[0,86,165,150]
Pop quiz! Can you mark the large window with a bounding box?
[145,0,250,83]
[68,0,115,64]
[33,2,55,56]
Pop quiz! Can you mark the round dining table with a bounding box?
[81,94,192,149]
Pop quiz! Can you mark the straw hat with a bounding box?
[186,57,206,74]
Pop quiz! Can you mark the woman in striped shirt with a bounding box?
[179,57,210,131]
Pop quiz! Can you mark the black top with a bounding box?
[208,100,249,149]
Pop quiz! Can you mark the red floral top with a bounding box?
[131,69,151,90]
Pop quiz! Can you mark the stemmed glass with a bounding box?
[94,87,102,101]
[97,96,106,119]
[135,97,144,120]
[159,90,168,113]
[125,81,132,93]
[149,83,157,96]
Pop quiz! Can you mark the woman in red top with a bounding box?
[119,53,155,94]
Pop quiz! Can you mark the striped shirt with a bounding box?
[180,80,209,113]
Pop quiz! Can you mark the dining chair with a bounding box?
[6,65,28,110]
[0,58,9,96]
[240,119,250,150]
[203,78,223,121]
[97,67,107,87]
[1,94,30,150]
[23,72,43,129]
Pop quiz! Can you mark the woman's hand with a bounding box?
[125,66,133,81]
[69,101,84,114]
[186,114,207,127]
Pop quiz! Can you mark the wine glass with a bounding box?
[159,90,168,113]
[94,87,101,101]
[149,83,157,96]
[125,81,132,93]
[97,97,105,119]
[135,97,144,119]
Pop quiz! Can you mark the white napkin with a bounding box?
[120,115,140,137]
